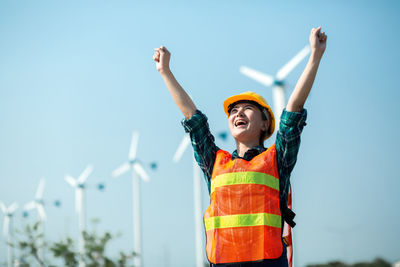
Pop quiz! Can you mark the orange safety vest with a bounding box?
[204,144,284,264]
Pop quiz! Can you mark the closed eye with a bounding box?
[230,108,238,115]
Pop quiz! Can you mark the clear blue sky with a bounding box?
[1,0,399,266]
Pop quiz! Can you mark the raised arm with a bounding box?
[286,27,327,112]
[153,46,197,119]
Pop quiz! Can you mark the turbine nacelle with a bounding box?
[64,165,93,189]
[54,200,61,207]
[35,199,45,205]
[273,80,285,87]
[97,183,105,191]
[77,184,85,189]
[112,130,151,183]
[129,159,138,165]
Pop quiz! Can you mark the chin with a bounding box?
[232,131,252,142]
[230,125,256,140]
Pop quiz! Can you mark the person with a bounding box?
[153,27,327,267]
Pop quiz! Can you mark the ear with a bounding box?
[263,111,272,132]
[260,119,269,132]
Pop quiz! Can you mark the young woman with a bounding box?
[154,27,327,267]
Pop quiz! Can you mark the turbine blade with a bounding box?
[37,205,47,221]
[78,164,93,184]
[133,162,150,182]
[0,201,6,213]
[129,130,140,161]
[65,175,77,187]
[8,202,18,213]
[111,163,130,178]
[24,201,36,211]
[35,178,45,199]
[276,45,311,80]
[173,135,191,163]
[239,66,274,87]
[3,216,9,236]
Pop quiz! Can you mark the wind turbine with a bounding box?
[0,201,18,267]
[173,134,205,267]
[240,45,311,130]
[65,164,94,267]
[24,178,46,262]
[112,130,150,267]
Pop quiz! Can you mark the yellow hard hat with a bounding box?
[223,91,275,140]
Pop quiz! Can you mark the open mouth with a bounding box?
[234,120,248,127]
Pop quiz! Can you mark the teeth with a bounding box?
[235,121,247,126]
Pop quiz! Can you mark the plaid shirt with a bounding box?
[181,108,307,210]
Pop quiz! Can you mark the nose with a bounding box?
[236,107,245,117]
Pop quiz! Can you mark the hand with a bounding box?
[309,26,327,57]
[153,46,171,74]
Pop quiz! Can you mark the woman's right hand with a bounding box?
[309,27,327,58]
[153,46,171,74]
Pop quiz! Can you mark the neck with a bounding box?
[236,140,260,157]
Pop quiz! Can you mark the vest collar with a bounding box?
[231,145,266,161]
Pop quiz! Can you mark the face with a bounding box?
[228,103,269,144]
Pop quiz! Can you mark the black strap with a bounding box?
[283,206,296,228]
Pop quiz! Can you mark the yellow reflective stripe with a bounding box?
[211,171,279,194]
[204,213,282,231]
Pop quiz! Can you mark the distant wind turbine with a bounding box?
[112,130,150,267]
[24,178,46,262]
[240,45,310,129]
[173,134,205,267]
[0,201,18,267]
[65,164,94,267]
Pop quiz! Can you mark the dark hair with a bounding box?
[228,100,268,119]
[228,100,269,146]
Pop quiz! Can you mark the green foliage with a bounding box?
[12,222,47,266]
[50,237,77,267]
[51,228,136,266]
[117,252,137,267]
[12,220,137,266]
[81,230,133,266]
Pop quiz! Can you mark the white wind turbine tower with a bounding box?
[173,134,205,267]
[240,45,311,130]
[65,164,94,267]
[24,178,46,262]
[0,201,18,267]
[112,130,150,267]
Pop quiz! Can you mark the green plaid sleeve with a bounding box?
[276,108,307,202]
[181,110,218,193]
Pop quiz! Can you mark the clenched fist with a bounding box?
[153,46,171,74]
[310,27,327,57]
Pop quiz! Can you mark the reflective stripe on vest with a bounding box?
[204,212,282,231]
[211,171,279,194]
[204,144,283,264]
